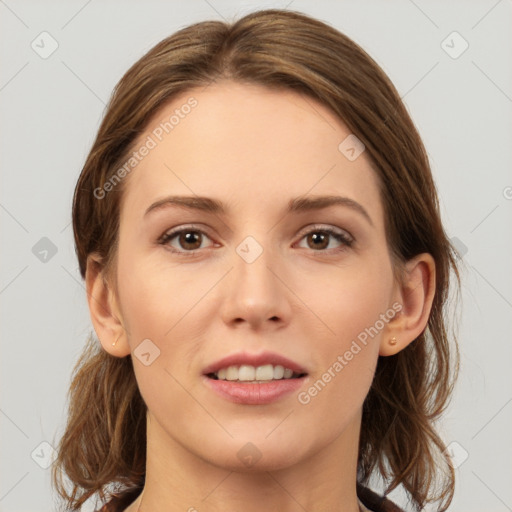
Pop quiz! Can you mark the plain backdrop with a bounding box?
[1,1,511,511]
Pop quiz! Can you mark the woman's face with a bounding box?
[111,81,400,470]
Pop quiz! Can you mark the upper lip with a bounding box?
[202,351,308,376]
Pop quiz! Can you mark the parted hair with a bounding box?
[51,9,461,511]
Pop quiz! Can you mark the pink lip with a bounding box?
[202,350,308,376]
[203,376,307,405]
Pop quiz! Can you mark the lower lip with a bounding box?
[203,375,306,405]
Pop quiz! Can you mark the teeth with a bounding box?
[226,366,238,380]
[255,364,274,380]
[238,365,255,381]
[273,365,284,379]
[213,364,302,381]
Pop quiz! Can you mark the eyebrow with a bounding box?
[144,194,373,226]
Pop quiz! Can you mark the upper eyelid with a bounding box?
[297,223,352,238]
[161,224,215,240]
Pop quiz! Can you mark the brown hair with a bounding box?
[52,8,461,511]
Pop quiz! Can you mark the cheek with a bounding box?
[295,252,393,410]
[116,244,196,339]
[115,248,216,381]
[297,294,385,434]
[115,253,203,422]
[117,267,170,338]
[302,250,394,343]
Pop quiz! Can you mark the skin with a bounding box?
[86,81,435,512]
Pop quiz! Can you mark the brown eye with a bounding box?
[177,231,203,250]
[297,227,353,251]
[306,232,330,250]
[159,228,214,254]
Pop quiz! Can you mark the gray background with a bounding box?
[1,1,511,511]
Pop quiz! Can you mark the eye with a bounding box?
[296,226,354,252]
[158,224,354,256]
[158,226,215,254]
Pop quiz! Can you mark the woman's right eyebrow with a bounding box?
[144,195,222,216]
[143,194,373,227]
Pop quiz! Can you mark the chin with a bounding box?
[198,436,308,473]
[209,452,302,473]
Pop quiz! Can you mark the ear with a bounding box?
[379,253,436,356]
[85,253,130,357]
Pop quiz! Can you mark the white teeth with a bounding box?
[213,364,301,381]
[273,365,284,379]
[238,365,255,381]
[256,364,274,380]
[226,366,238,380]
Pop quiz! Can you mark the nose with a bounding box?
[219,243,292,331]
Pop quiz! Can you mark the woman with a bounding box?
[51,8,460,512]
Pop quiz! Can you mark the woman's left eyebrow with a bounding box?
[144,194,373,227]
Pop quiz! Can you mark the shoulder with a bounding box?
[94,501,127,512]
[94,503,121,512]
[357,483,406,512]
[94,487,141,512]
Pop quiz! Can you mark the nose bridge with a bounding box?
[235,239,274,297]
[220,234,291,328]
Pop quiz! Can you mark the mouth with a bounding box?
[206,364,308,383]
[202,352,309,404]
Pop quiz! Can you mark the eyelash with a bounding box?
[158,224,354,258]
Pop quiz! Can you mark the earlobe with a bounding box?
[85,254,130,357]
[379,253,436,356]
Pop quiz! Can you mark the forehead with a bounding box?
[120,81,383,222]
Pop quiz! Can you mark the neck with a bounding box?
[129,409,363,512]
